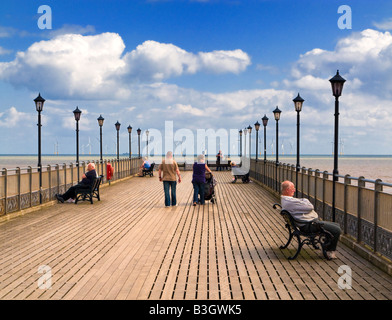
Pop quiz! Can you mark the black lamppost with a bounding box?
[137,128,141,158]
[97,115,104,176]
[273,106,282,192]
[127,125,132,159]
[254,121,260,162]
[239,129,243,158]
[329,70,346,222]
[262,114,268,184]
[73,107,82,181]
[34,93,45,204]
[247,125,252,159]
[115,121,121,161]
[293,93,304,197]
[146,129,150,158]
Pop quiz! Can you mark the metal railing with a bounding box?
[0,157,142,216]
[250,159,392,261]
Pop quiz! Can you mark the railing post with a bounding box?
[48,165,52,201]
[322,170,328,221]
[307,168,312,201]
[357,176,365,244]
[28,166,32,208]
[4,168,7,215]
[374,179,382,253]
[343,174,351,235]
[64,163,67,197]
[17,167,21,211]
[57,164,60,195]
[315,169,320,209]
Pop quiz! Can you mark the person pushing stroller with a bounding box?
[192,154,213,206]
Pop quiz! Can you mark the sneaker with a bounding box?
[56,194,64,203]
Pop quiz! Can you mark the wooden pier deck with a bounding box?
[0,171,391,300]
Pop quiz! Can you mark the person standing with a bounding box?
[192,154,213,206]
[158,151,182,207]
[216,150,222,171]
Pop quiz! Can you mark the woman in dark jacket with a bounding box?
[192,154,212,206]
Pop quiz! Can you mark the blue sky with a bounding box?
[1,0,392,156]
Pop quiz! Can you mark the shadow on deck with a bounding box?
[0,171,391,300]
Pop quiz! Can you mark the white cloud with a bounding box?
[0,46,11,55]
[123,40,250,81]
[0,107,34,128]
[373,18,392,30]
[0,34,251,99]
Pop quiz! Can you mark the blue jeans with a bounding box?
[193,182,205,204]
[163,181,177,206]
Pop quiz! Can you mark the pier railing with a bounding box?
[0,157,142,216]
[250,159,392,262]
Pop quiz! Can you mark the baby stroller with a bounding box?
[204,172,217,204]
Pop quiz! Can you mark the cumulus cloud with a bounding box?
[0,33,126,99]
[0,107,35,128]
[0,33,250,98]
[288,29,392,98]
[373,18,392,31]
[123,40,250,81]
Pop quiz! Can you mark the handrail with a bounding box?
[250,158,392,262]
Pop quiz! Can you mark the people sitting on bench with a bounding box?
[55,163,97,203]
[280,180,341,259]
[138,157,151,176]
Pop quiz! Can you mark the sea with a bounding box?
[0,154,391,188]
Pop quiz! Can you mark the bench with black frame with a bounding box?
[142,162,155,177]
[207,161,231,171]
[75,175,103,204]
[273,203,334,260]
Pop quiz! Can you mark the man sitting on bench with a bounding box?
[280,180,341,259]
[56,163,97,203]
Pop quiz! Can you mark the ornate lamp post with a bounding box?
[127,125,132,159]
[73,107,82,181]
[247,125,252,159]
[115,121,121,161]
[239,129,243,158]
[243,127,247,160]
[254,121,260,162]
[329,70,346,222]
[262,114,268,184]
[137,128,141,158]
[97,115,104,176]
[293,93,304,197]
[273,106,282,192]
[34,93,45,204]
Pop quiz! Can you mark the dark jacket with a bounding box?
[80,169,97,186]
[192,163,206,184]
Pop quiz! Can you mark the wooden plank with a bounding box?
[0,171,391,301]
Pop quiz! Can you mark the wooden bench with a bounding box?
[75,175,103,204]
[142,163,155,177]
[207,161,231,171]
[231,166,250,183]
[273,203,334,260]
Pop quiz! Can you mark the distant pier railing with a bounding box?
[250,159,392,262]
[0,157,142,216]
